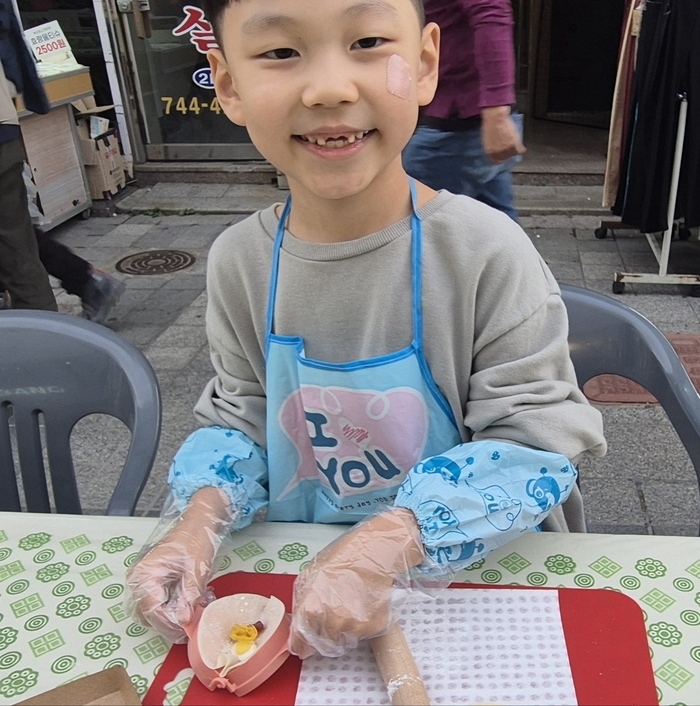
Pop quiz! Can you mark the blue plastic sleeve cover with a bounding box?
[168,426,269,531]
[394,440,577,575]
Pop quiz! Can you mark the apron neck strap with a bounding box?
[409,178,424,351]
[265,180,424,351]
[265,196,292,350]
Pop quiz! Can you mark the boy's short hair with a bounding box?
[203,0,426,48]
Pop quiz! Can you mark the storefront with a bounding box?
[118,0,259,160]
[68,0,627,166]
[515,0,626,129]
[114,0,626,163]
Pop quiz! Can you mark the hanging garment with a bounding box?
[603,0,644,208]
[676,2,700,228]
[614,0,700,232]
[263,181,463,524]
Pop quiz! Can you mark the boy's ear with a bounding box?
[416,22,440,107]
[208,48,246,126]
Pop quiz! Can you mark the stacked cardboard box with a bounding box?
[73,97,129,200]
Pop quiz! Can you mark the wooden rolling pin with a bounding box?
[370,623,430,706]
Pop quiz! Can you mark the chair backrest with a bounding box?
[560,284,700,499]
[0,310,161,515]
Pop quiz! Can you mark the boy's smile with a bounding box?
[208,0,439,239]
[296,127,376,158]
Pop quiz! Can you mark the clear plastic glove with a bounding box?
[125,487,233,644]
[289,507,425,659]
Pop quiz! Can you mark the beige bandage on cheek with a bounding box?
[386,54,412,100]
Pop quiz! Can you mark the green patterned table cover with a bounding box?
[0,513,698,705]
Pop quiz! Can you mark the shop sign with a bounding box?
[173,5,218,89]
[24,20,75,64]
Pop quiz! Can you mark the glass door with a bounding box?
[122,0,260,160]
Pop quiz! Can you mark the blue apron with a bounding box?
[264,181,462,524]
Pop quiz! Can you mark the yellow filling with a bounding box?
[230,624,259,642]
[235,641,253,655]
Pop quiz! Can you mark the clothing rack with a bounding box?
[597,96,700,294]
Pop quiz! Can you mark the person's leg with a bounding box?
[403,127,480,198]
[0,139,57,311]
[404,126,519,221]
[462,115,521,222]
[36,229,91,297]
[476,170,519,222]
[35,229,125,325]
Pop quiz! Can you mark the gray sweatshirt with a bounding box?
[194,191,606,531]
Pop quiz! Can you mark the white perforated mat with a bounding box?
[295,588,578,705]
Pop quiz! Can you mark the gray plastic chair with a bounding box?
[0,310,161,515]
[561,284,700,531]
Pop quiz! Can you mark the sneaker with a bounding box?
[0,291,10,310]
[81,271,126,325]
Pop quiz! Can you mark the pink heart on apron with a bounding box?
[276,385,429,499]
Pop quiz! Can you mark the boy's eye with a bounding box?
[353,37,385,50]
[263,48,298,60]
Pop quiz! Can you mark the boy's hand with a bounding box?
[289,508,424,658]
[481,106,526,164]
[126,487,231,643]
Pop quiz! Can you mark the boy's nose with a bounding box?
[301,58,360,108]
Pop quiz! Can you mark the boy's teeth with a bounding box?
[303,130,368,147]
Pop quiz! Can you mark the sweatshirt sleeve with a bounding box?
[395,440,576,574]
[453,212,606,464]
[461,0,516,110]
[192,228,269,449]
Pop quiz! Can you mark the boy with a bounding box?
[127,0,606,659]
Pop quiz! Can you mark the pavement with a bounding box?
[45,181,700,536]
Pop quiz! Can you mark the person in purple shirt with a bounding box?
[403,0,525,221]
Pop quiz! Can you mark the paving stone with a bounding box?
[574,228,604,241]
[53,219,122,237]
[578,405,695,485]
[66,246,128,267]
[111,323,162,348]
[579,251,624,265]
[536,248,581,265]
[151,325,207,349]
[578,278,614,296]
[145,346,203,372]
[118,274,169,290]
[173,301,206,324]
[526,228,576,243]
[620,251,663,267]
[579,478,648,532]
[625,295,699,326]
[582,264,620,281]
[642,480,700,536]
[615,237,656,252]
[652,524,700,536]
[126,214,163,225]
[170,234,220,249]
[133,230,191,249]
[162,274,207,290]
[522,215,604,229]
[576,238,620,253]
[547,263,584,282]
[154,214,235,226]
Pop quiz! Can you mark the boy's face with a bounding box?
[209,0,439,202]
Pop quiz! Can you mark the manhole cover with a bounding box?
[115,250,195,275]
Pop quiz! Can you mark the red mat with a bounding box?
[583,333,700,404]
[144,573,658,706]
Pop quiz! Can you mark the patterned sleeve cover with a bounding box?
[168,426,269,531]
[394,440,577,575]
